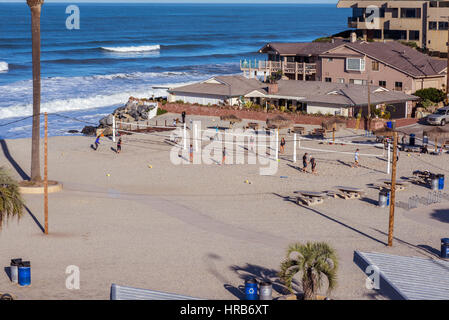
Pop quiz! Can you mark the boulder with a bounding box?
[81,126,97,136]
[99,114,114,126]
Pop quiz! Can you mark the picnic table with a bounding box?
[294,191,325,206]
[379,179,409,192]
[334,186,364,199]
[246,122,260,131]
[293,126,305,135]
[311,128,326,138]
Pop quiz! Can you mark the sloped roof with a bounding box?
[343,41,447,78]
[168,75,265,97]
[255,80,419,106]
[259,40,346,56]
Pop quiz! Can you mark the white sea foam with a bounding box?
[0,81,194,120]
[0,61,8,72]
[100,45,161,53]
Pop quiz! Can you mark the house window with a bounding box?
[395,82,403,91]
[328,58,333,62]
[400,8,421,19]
[346,58,365,71]
[429,21,437,30]
[325,77,332,83]
[350,79,367,85]
[391,8,398,18]
[379,81,387,88]
[430,1,438,7]
[439,22,449,30]
[372,61,380,71]
[337,78,345,84]
[409,30,420,41]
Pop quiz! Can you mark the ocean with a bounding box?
[0,3,350,138]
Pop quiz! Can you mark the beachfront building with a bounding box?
[241,37,447,94]
[167,75,418,119]
[167,76,265,106]
[337,0,449,56]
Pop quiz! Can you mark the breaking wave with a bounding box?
[100,45,161,53]
[0,61,8,72]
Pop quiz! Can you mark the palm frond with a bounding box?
[0,167,24,229]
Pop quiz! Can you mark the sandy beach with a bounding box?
[0,113,448,300]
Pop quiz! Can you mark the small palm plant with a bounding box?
[0,167,24,229]
[279,242,338,300]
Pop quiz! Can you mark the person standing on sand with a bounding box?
[182,111,186,124]
[311,157,317,175]
[189,144,193,163]
[302,152,309,172]
[352,149,360,168]
[117,137,122,154]
[222,147,227,165]
[280,137,286,154]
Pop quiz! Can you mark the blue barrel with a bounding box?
[18,261,31,286]
[423,135,429,145]
[245,279,258,300]
[438,174,445,190]
[386,121,392,129]
[441,238,449,259]
[386,191,390,206]
[409,134,416,146]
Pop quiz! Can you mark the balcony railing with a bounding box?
[240,59,316,75]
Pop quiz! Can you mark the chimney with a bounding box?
[350,32,357,43]
[268,83,279,94]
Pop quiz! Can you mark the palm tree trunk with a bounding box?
[28,0,44,182]
[303,269,316,300]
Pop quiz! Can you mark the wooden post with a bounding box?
[303,63,306,81]
[295,62,298,81]
[332,127,335,144]
[435,138,438,153]
[44,112,48,235]
[388,131,398,247]
[293,133,297,163]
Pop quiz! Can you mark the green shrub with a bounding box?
[414,88,446,103]
[175,100,185,104]
[157,108,168,116]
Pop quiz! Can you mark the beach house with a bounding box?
[167,75,419,119]
[337,0,449,56]
[241,36,447,95]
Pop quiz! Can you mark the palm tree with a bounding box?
[0,167,24,229]
[27,0,44,183]
[279,242,338,300]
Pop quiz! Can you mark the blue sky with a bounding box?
[1,0,338,3]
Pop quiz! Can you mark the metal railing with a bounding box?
[240,60,316,75]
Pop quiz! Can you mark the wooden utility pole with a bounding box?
[388,131,398,247]
[44,112,48,235]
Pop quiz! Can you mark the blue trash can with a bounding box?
[423,135,429,145]
[438,174,445,190]
[441,238,449,259]
[387,121,392,129]
[245,279,258,300]
[18,261,31,286]
[386,191,390,206]
[409,134,416,146]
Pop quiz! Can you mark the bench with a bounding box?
[110,284,204,300]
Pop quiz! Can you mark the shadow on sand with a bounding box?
[0,139,30,181]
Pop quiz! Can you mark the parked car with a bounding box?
[427,106,449,126]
